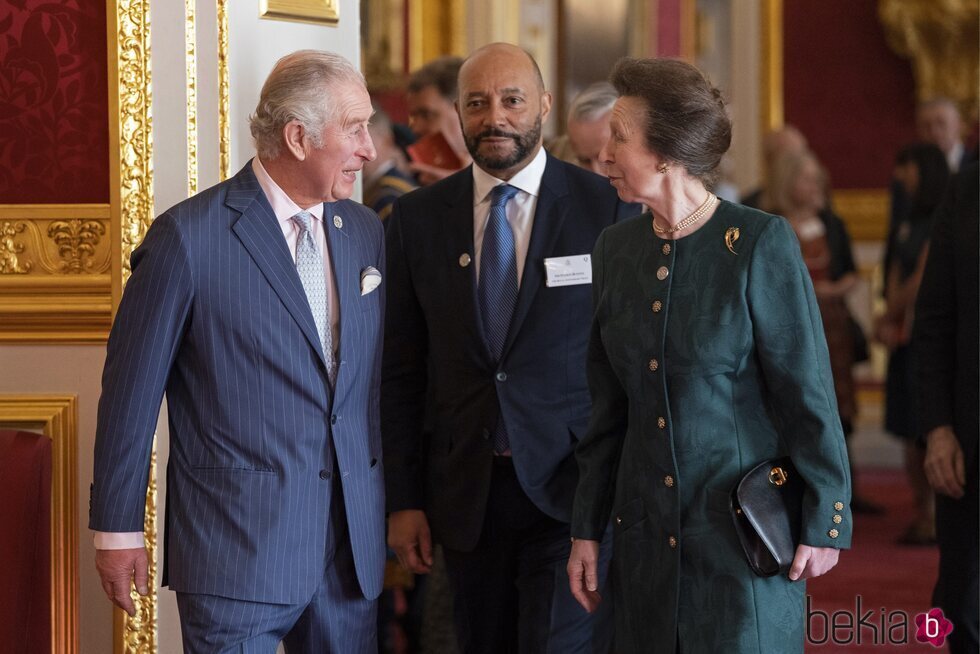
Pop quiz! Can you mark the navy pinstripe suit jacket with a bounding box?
[90,162,386,603]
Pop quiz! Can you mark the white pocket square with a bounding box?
[360,266,382,296]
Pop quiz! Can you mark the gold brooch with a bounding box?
[725,227,740,255]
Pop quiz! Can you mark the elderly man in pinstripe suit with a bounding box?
[90,51,386,652]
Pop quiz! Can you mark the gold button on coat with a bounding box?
[648,358,659,371]
[652,300,663,313]
[664,475,674,487]
[668,536,677,548]
[656,266,669,281]
[662,243,671,255]
[657,417,666,429]
[833,515,842,524]
[834,502,844,511]
[828,529,839,538]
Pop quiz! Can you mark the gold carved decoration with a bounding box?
[108,0,157,651]
[0,220,32,273]
[218,0,231,181]
[0,204,112,341]
[47,220,107,273]
[879,0,980,119]
[260,0,339,25]
[0,394,79,654]
[185,0,198,195]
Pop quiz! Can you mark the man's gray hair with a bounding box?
[568,82,618,123]
[249,50,365,160]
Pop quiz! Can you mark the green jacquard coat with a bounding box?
[571,201,852,654]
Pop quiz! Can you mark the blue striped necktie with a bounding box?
[291,211,336,386]
[479,183,520,452]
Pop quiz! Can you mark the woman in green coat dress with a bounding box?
[566,58,852,653]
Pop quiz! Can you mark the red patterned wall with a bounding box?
[784,1,918,189]
[0,0,109,203]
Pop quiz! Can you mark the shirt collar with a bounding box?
[472,146,547,204]
[252,157,325,224]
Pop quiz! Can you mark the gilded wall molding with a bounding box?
[879,0,980,119]
[107,0,157,651]
[761,0,784,133]
[185,0,198,195]
[0,204,112,342]
[218,0,231,181]
[0,394,79,654]
[832,188,890,241]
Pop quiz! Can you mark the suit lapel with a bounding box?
[227,163,327,365]
[442,172,492,362]
[324,201,355,383]
[500,156,570,359]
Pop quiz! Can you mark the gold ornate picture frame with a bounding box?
[260,0,340,25]
[0,394,79,654]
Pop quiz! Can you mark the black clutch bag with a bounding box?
[730,457,805,577]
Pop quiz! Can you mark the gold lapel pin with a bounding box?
[333,215,344,229]
[725,227,740,255]
[459,253,471,267]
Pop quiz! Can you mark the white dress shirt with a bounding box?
[472,147,547,286]
[94,157,341,550]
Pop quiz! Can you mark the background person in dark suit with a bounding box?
[382,43,637,653]
[90,50,387,652]
[912,162,979,654]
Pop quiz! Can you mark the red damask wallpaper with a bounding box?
[0,0,109,203]
[784,1,918,189]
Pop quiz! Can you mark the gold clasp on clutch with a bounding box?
[769,466,789,486]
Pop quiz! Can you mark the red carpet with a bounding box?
[805,468,945,652]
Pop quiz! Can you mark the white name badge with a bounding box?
[544,255,592,287]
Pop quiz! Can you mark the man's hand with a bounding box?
[566,538,602,613]
[95,547,149,616]
[387,510,433,574]
[924,426,966,498]
[788,544,839,581]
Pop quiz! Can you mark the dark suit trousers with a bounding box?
[933,468,979,654]
[176,472,377,654]
[442,457,612,654]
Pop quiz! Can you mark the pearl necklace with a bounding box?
[652,193,718,235]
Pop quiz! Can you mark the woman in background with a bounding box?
[876,142,950,545]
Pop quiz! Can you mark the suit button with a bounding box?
[834,501,844,511]
[330,415,338,425]
[656,266,669,281]
[662,243,671,255]
[648,358,659,372]
[828,529,839,539]
[657,416,666,429]
[496,372,507,382]
[319,469,331,480]
[652,300,663,313]
[668,535,677,549]
[833,514,843,524]
[664,475,674,488]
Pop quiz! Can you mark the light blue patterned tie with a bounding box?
[479,184,520,452]
[292,211,336,386]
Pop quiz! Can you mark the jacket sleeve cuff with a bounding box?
[93,530,145,550]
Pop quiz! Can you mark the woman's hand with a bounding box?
[567,538,603,613]
[788,544,839,581]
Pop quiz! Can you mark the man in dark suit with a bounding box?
[90,50,386,652]
[913,162,979,654]
[382,43,638,653]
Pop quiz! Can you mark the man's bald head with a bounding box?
[459,43,545,98]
